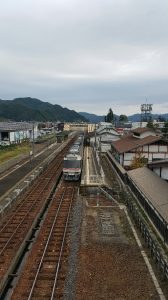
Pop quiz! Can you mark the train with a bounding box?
[63,136,83,181]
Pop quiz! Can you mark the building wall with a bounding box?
[161,167,168,180]
[10,132,15,142]
[101,143,112,152]
[140,131,156,138]
[152,166,168,180]
[122,144,168,167]
[64,123,89,132]
[88,124,97,132]
[132,122,147,128]
[90,133,120,151]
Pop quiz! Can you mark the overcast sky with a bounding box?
[0,0,168,116]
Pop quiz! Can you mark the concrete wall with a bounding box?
[101,143,111,152]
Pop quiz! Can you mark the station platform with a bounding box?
[81,146,104,186]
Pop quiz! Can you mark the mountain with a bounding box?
[79,112,105,123]
[79,112,119,123]
[79,112,168,123]
[0,98,88,122]
[128,114,141,122]
[128,113,168,122]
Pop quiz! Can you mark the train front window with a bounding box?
[64,160,80,168]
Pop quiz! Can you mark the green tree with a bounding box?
[157,115,166,122]
[130,151,147,169]
[119,114,128,123]
[146,117,154,129]
[105,108,114,123]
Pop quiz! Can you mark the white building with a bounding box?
[90,123,120,152]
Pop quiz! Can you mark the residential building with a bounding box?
[147,160,168,181]
[90,122,120,152]
[111,127,168,169]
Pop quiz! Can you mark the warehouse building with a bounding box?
[0,122,38,145]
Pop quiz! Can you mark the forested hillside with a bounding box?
[0,98,88,122]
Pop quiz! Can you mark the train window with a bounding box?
[64,160,81,168]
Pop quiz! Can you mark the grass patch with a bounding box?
[0,143,31,164]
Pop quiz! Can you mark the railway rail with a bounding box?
[10,182,78,299]
[0,141,74,295]
[0,142,61,198]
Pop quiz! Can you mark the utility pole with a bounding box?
[30,121,35,161]
[94,124,97,150]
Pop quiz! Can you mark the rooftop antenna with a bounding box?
[140,101,153,124]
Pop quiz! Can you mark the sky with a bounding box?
[0,0,168,116]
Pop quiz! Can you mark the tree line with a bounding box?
[104,108,128,123]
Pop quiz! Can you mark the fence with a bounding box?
[105,151,168,280]
[124,190,168,280]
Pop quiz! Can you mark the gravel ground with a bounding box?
[74,193,160,300]
[63,193,84,300]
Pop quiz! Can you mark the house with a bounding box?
[90,123,120,152]
[115,122,132,135]
[111,127,168,169]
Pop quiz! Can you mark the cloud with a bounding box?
[0,0,168,115]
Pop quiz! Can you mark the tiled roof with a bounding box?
[111,134,161,154]
[131,127,154,134]
[128,167,168,223]
[0,122,33,131]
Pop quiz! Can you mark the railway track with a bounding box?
[10,181,78,299]
[100,154,122,198]
[0,141,74,295]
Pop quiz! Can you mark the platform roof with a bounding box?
[148,159,168,168]
[128,167,168,223]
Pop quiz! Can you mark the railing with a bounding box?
[105,151,168,280]
[124,191,168,280]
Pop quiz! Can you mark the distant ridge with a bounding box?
[0,98,88,122]
[79,112,168,123]
[128,113,168,122]
[79,112,105,123]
